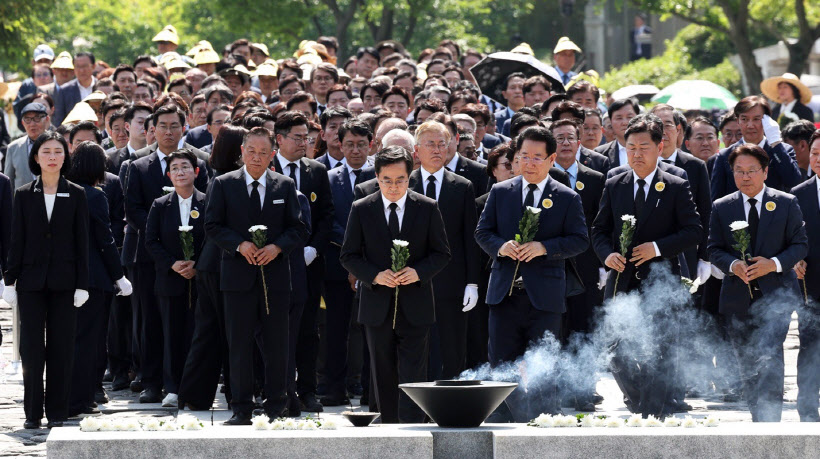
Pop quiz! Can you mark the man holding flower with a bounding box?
[708,144,808,422]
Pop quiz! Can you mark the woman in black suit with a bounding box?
[2,131,89,429]
[65,141,132,417]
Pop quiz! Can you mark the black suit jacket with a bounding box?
[571,163,606,296]
[125,149,209,264]
[791,177,820,300]
[0,173,12,272]
[327,165,376,281]
[83,184,123,292]
[106,146,130,175]
[184,124,212,149]
[53,78,83,126]
[453,155,489,195]
[102,172,125,249]
[119,159,137,266]
[134,142,213,177]
[340,190,451,326]
[711,140,801,201]
[289,192,313,304]
[145,189,207,296]
[5,177,89,292]
[772,102,815,123]
[592,168,702,297]
[273,155,334,255]
[673,150,712,271]
[578,146,611,174]
[205,168,308,292]
[409,169,480,299]
[594,140,622,168]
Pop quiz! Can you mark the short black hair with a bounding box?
[112,64,137,84]
[523,75,551,94]
[583,108,602,124]
[286,91,318,115]
[513,125,556,155]
[319,106,352,129]
[729,144,770,170]
[684,116,718,140]
[207,104,231,125]
[152,104,186,127]
[624,113,664,144]
[165,148,198,170]
[549,118,580,139]
[357,46,380,62]
[311,63,339,83]
[543,94,568,114]
[66,141,105,186]
[74,51,95,65]
[133,55,156,68]
[734,95,772,117]
[551,101,585,123]
[204,84,234,105]
[510,114,540,139]
[274,111,309,137]
[374,145,413,175]
[338,119,373,143]
[107,108,128,130]
[29,131,72,176]
[125,102,153,123]
[566,80,600,103]
[381,86,410,106]
[69,121,103,145]
[504,72,526,90]
[608,98,640,117]
[781,120,816,144]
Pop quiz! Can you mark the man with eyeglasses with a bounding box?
[272,111,334,415]
[53,52,97,126]
[708,144,807,422]
[125,105,210,405]
[341,145,450,423]
[5,103,51,188]
[309,64,339,116]
[476,125,589,421]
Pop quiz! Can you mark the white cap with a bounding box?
[33,44,55,62]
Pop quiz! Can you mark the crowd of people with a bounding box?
[0,24,819,429]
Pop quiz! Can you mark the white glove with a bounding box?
[696,260,712,285]
[74,289,89,308]
[115,276,133,296]
[710,263,725,280]
[598,268,608,290]
[304,246,318,266]
[461,284,479,312]
[2,284,16,307]
[762,114,781,144]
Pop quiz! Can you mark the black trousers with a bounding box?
[134,262,162,390]
[797,302,820,421]
[365,302,430,424]
[107,281,133,378]
[224,275,289,416]
[429,297,468,380]
[18,290,76,422]
[96,292,113,388]
[322,279,354,399]
[69,289,107,413]
[465,267,490,370]
[726,301,791,422]
[295,271,322,398]
[287,295,305,402]
[488,290,562,421]
[158,288,196,394]
[178,271,230,409]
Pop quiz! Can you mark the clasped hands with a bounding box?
[373,267,419,288]
[731,256,777,284]
[239,241,281,266]
[499,240,546,262]
[604,242,657,272]
[172,260,197,279]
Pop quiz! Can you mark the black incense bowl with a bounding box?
[399,380,517,427]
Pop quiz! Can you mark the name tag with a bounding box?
[273,199,285,204]
[57,193,70,198]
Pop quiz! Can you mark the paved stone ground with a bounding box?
[0,300,805,457]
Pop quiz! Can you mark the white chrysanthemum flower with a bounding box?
[249,225,268,232]
[526,206,542,215]
[663,416,682,427]
[97,418,114,431]
[162,186,175,193]
[300,420,318,430]
[161,420,177,431]
[392,239,409,247]
[319,418,338,430]
[643,415,662,427]
[178,225,193,232]
[579,415,595,427]
[183,418,203,430]
[682,416,698,428]
[702,415,720,427]
[626,414,643,427]
[252,414,270,430]
[142,418,161,431]
[621,214,636,226]
[591,417,607,427]
[111,419,127,431]
[79,416,100,432]
[271,420,285,430]
[122,419,141,431]
[729,221,749,232]
[558,415,578,427]
[531,413,553,428]
[283,418,298,430]
[605,417,624,428]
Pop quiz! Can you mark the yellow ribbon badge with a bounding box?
[576,181,584,191]
[190,209,200,219]
[310,192,317,202]
[542,198,553,209]
[765,201,776,211]
[655,182,665,192]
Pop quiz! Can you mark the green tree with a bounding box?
[0,0,54,73]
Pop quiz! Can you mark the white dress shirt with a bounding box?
[734,186,782,273]
[78,77,96,100]
[661,150,678,163]
[382,191,408,231]
[157,150,168,175]
[243,165,266,208]
[632,168,661,257]
[521,174,549,207]
[279,157,301,190]
[420,167,445,200]
[178,194,192,227]
[44,193,56,222]
[327,154,344,170]
[445,154,460,173]
[617,142,628,167]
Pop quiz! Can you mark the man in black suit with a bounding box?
[340,146,450,423]
[708,144,808,422]
[106,103,152,175]
[592,114,702,418]
[144,150,207,408]
[550,120,606,410]
[476,126,589,420]
[630,14,652,61]
[205,126,308,425]
[272,111,334,413]
[315,107,353,170]
[410,121,480,380]
[711,96,802,201]
[125,105,209,403]
[433,114,490,195]
[53,52,96,126]
[791,131,820,422]
[182,85,234,149]
[594,98,639,169]
[0,172,13,345]
[322,119,376,406]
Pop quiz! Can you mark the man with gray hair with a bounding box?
[382,129,416,155]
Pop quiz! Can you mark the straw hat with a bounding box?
[194,48,220,66]
[219,65,252,84]
[251,43,270,57]
[0,81,8,99]
[760,73,813,105]
[566,70,600,89]
[510,43,534,56]
[152,25,179,45]
[51,51,74,70]
[186,40,214,57]
[82,91,107,103]
[62,102,98,125]
[553,37,582,54]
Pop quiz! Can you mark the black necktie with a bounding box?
[162,157,172,186]
[288,163,297,184]
[662,159,672,164]
[388,202,400,238]
[333,161,344,169]
[426,175,437,200]
[635,179,646,219]
[352,169,362,185]
[250,180,262,223]
[748,198,759,255]
[524,183,537,208]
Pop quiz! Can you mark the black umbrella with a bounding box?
[469,52,565,104]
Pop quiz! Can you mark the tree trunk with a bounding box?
[718,0,763,95]
[786,41,812,75]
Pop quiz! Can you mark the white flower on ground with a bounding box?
[142,418,161,431]
[319,418,338,430]
[178,225,193,232]
[299,419,318,430]
[643,415,662,427]
[183,418,203,430]
[271,420,285,430]
[112,419,127,431]
[626,414,643,427]
[531,413,553,427]
[605,417,624,428]
[663,416,682,427]
[526,206,542,215]
[160,420,177,431]
[97,418,114,431]
[555,415,578,427]
[252,414,270,430]
[249,225,268,233]
[392,239,409,247]
[702,415,720,427]
[79,416,100,432]
[682,416,698,428]
[621,214,637,226]
[579,415,595,427]
[283,418,298,430]
[123,419,141,431]
[729,220,749,232]
[591,417,607,427]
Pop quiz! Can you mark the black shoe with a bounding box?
[347,383,363,397]
[95,389,109,405]
[574,400,596,412]
[320,394,350,407]
[224,413,252,426]
[68,406,100,417]
[299,393,323,412]
[287,398,301,417]
[722,390,741,402]
[130,378,144,393]
[139,388,162,403]
[103,370,113,383]
[23,419,41,429]
[316,383,327,397]
[111,375,130,391]
[670,400,693,412]
[46,420,64,428]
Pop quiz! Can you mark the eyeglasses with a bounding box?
[281,89,298,97]
[169,165,194,175]
[22,114,47,124]
[285,135,309,144]
[732,168,763,177]
[518,156,546,163]
[343,141,369,151]
[497,161,512,170]
[554,136,578,144]
[423,141,448,151]
[379,178,408,187]
[34,72,51,78]
[313,76,334,83]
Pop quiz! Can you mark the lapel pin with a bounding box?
[542,198,553,209]
[576,181,584,191]
[310,192,317,202]
[655,182,665,192]
[190,209,200,219]
[766,201,776,211]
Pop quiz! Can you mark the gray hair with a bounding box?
[382,129,416,149]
